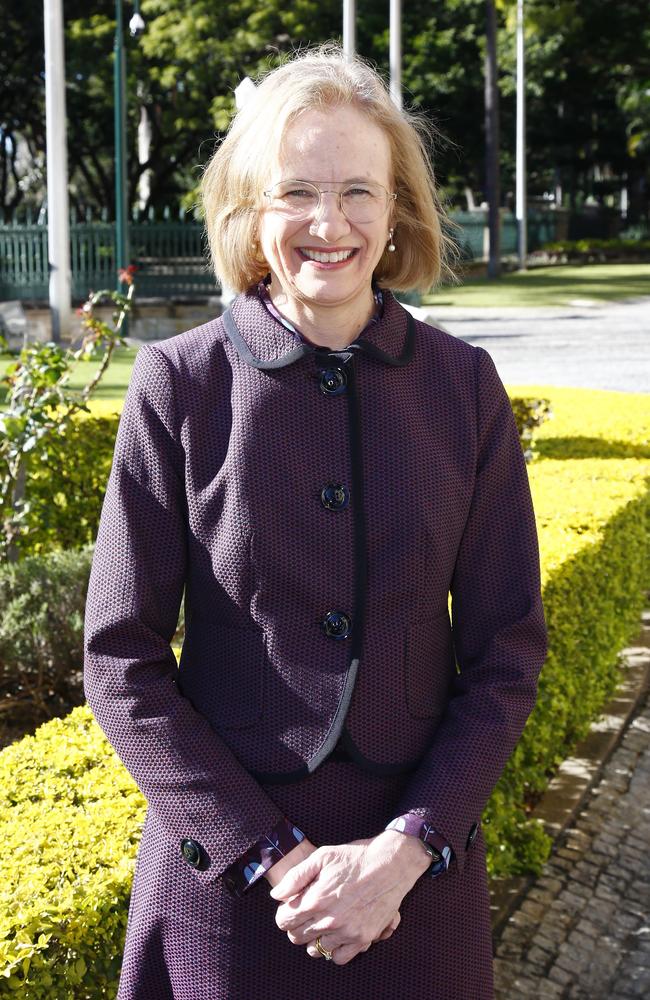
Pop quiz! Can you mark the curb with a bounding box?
[488,600,650,939]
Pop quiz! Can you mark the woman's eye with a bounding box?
[344,187,374,199]
[283,188,315,199]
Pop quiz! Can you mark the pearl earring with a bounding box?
[387,228,396,252]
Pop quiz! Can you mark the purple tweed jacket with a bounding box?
[83,286,547,904]
[219,281,453,895]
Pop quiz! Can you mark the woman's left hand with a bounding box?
[268,830,431,965]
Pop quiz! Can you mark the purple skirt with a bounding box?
[117,758,494,1000]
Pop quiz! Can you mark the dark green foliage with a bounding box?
[0,544,95,728]
[540,238,650,263]
[3,1,648,221]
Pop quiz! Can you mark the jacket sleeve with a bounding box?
[83,343,288,886]
[390,345,548,875]
[384,812,454,879]
[221,816,308,897]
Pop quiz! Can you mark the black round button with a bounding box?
[465,821,479,850]
[180,837,203,868]
[319,368,347,396]
[320,483,349,510]
[321,610,352,639]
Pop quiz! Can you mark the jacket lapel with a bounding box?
[223,286,416,370]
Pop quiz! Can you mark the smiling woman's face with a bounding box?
[257,104,394,314]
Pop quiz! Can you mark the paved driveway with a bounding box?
[493,652,650,999]
[410,297,649,393]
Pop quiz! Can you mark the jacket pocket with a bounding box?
[404,609,455,719]
[176,621,266,729]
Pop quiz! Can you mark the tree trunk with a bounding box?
[485,0,501,278]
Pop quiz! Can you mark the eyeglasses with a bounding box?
[262,180,397,224]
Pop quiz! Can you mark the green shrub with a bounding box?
[0,546,95,729]
[0,705,139,998]
[483,385,650,877]
[6,414,119,560]
[540,237,650,262]
[510,397,553,462]
[0,544,185,738]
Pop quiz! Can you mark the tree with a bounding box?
[2,0,648,222]
[485,0,501,276]
[498,0,650,222]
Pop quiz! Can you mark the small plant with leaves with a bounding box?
[0,266,136,562]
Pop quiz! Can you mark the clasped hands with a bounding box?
[264,829,431,966]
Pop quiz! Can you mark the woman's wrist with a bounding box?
[378,829,432,884]
[264,837,316,888]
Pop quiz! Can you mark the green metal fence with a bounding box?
[0,208,566,303]
[0,211,220,301]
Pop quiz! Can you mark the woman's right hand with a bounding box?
[265,836,401,948]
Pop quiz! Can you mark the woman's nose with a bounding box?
[308,192,351,240]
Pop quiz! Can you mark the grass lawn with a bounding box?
[422,262,650,308]
[0,344,139,410]
[61,345,140,403]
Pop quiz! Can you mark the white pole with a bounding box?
[217,78,259,308]
[516,0,527,269]
[389,0,402,109]
[343,0,356,57]
[44,0,71,342]
[136,87,153,211]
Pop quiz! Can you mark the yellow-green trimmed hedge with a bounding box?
[0,709,139,996]
[483,386,650,874]
[1,386,649,997]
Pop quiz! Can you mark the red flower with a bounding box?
[118,263,138,286]
[117,270,130,284]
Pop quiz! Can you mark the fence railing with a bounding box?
[0,207,572,303]
[0,209,220,301]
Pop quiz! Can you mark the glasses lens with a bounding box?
[267,181,320,219]
[341,183,389,223]
[265,181,392,223]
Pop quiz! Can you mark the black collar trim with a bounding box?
[222,305,416,371]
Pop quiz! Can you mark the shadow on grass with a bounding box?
[426,264,650,306]
[535,436,650,461]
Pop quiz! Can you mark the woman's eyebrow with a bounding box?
[285,176,376,184]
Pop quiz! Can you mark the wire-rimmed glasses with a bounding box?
[262,180,397,224]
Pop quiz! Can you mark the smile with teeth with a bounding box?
[300,248,357,263]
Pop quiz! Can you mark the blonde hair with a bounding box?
[199,43,457,294]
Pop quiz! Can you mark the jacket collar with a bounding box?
[222,286,415,370]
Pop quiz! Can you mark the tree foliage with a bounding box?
[1,0,647,221]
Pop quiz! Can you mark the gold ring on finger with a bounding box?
[315,935,333,961]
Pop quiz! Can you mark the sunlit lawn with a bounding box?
[0,344,139,410]
[423,262,650,308]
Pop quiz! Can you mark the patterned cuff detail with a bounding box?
[385,812,455,879]
[221,816,306,898]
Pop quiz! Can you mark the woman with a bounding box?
[84,44,547,1000]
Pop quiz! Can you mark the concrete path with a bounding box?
[493,678,650,998]
[410,297,650,393]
